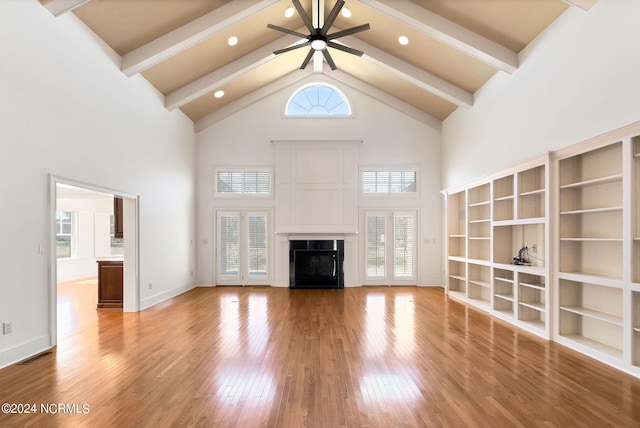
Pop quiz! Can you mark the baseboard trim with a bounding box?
[140,283,196,310]
[0,335,51,370]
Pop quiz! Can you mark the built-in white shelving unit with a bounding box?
[552,132,633,374]
[443,153,551,339]
[444,122,640,378]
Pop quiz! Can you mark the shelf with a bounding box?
[493,218,545,226]
[449,274,466,282]
[468,219,490,224]
[467,258,491,266]
[560,335,623,360]
[560,306,623,325]
[448,256,466,262]
[469,280,490,288]
[468,200,491,207]
[449,234,466,238]
[560,206,623,215]
[520,281,545,290]
[557,271,624,288]
[468,236,490,240]
[520,301,545,312]
[494,195,514,201]
[493,263,545,275]
[448,290,466,301]
[560,173,623,189]
[495,293,514,302]
[519,188,545,197]
[494,276,514,284]
[560,237,623,242]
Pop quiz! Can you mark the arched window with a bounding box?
[285,83,351,116]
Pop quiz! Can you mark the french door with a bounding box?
[216,211,271,285]
[363,210,417,285]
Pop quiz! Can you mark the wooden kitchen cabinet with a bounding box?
[97,260,123,309]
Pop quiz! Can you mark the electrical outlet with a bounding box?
[148,283,153,290]
[531,244,537,254]
[3,322,12,335]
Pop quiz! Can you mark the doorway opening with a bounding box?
[50,176,138,347]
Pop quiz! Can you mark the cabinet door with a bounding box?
[113,197,124,239]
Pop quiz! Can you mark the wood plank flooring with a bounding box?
[1,286,639,427]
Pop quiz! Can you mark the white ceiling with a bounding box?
[40,0,597,130]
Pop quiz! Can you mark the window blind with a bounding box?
[394,214,415,277]
[366,214,386,277]
[363,169,416,194]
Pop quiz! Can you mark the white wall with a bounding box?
[442,0,640,189]
[56,194,115,282]
[0,1,196,368]
[196,74,442,286]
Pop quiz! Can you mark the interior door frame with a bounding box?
[214,209,273,286]
[48,175,139,347]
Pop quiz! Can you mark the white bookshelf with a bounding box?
[443,154,550,339]
[443,121,640,379]
[552,123,640,377]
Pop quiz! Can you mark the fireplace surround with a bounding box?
[289,240,344,289]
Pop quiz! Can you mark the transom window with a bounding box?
[285,83,351,116]
[362,169,417,194]
[215,169,272,196]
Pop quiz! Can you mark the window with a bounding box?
[363,211,417,283]
[393,213,415,277]
[366,214,386,277]
[247,214,267,276]
[215,169,272,196]
[362,169,417,194]
[216,211,270,285]
[285,83,351,116]
[56,210,73,259]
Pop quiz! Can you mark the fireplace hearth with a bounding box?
[289,240,344,289]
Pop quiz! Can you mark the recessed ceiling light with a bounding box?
[341,7,352,18]
[398,35,409,45]
[227,36,238,46]
[285,7,294,18]
[214,90,224,98]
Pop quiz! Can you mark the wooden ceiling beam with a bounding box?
[42,0,90,17]
[339,36,473,109]
[165,34,301,111]
[561,0,599,11]
[121,0,279,77]
[360,0,519,74]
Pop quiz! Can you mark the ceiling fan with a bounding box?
[267,0,370,70]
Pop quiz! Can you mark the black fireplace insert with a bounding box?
[289,240,344,289]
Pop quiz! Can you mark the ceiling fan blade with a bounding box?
[273,41,311,55]
[293,0,316,34]
[327,23,371,40]
[267,23,309,39]
[300,48,315,69]
[320,0,345,36]
[322,49,337,71]
[327,41,364,57]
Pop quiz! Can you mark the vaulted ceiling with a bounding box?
[40,0,597,130]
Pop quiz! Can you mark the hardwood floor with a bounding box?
[56,277,101,337]
[1,286,639,427]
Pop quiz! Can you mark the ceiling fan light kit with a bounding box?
[268,0,370,70]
